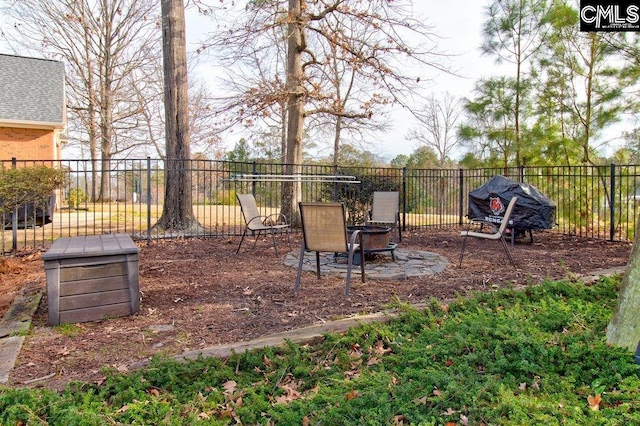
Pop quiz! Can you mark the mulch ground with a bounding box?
[0,227,632,391]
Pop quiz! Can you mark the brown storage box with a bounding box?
[43,233,140,325]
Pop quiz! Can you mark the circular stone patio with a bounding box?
[283,248,449,280]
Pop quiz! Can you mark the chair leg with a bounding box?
[269,228,279,257]
[286,228,292,252]
[459,233,469,267]
[236,228,249,254]
[500,236,517,268]
[315,252,321,278]
[294,244,306,292]
[252,230,262,249]
[346,248,354,296]
[359,243,365,283]
[396,213,402,242]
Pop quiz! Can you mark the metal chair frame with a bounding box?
[295,202,365,296]
[236,194,292,257]
[459,196,518,268]
[366,191,401,242]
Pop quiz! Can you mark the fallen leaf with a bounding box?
[147,388,160,397]
[588,394,602,411]
[219,404,235,418]
[344,370,361,380]
[234,396,243,407]
[367,356,381,366]
[433,389,442,397]
[393,414,409,425]
[412,396,427,405]
[460,414,469,425]
[349,344,363,358]
[346,390,360,400]
[279,383,301,401]
[263,355,272,367]
[519,382,527,391]
[116,405,129,413]
[445,359,454,367]
[309,364,320,376]
[373,341,393,355]
[223,380,237,394]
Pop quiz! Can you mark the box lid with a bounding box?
[43,233,139,261]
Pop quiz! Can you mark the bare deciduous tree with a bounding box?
[197,0,448,222]
[406,92,462,167]
[1,0,161,201]
[157,0,200,232]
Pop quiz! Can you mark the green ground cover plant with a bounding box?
[1,277,639,425]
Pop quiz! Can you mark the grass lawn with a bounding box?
[1,276,639,425]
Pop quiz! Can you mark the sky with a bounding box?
[0,0,499,161]
[186,0,500,160]
[6,1,624,161]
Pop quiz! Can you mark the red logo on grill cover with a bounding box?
[489,197,505,215]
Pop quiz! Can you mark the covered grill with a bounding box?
[467,175,556,241]
[2,194,55,229]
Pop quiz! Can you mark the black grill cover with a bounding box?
[467,175,556,230]
[1,194,55,229]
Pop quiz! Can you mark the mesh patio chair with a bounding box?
[459,196,518,268]
[236,194,292,257]
[295,202,365,296]
[366,191,401,242]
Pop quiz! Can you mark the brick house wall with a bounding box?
[0,127,62,162]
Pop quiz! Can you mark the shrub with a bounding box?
[66,188,88,209]
[0,165,67,211]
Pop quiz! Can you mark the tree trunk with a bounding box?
[606,216,640,351]
[332,115,342,165]
[98,91,112,201]
[282,0,304,226]
[157,0,199,232]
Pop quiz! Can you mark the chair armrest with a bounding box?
[348,229,363,249]
[464,219,498,233]
[263,213,290,226]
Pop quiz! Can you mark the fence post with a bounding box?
[251,161,257,196]
[332,164,338,202]
[458,168,464,225]
[401,167,407,232]
[11,158,17,252]
[146,157,152,244]
[610,163,616,242]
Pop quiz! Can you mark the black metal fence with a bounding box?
[2,158,639,254]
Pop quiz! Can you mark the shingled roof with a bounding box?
[0,54,65,127]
